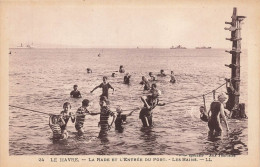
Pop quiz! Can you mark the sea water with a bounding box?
[9,48,248,155]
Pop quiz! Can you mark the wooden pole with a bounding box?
[225,7,246,118]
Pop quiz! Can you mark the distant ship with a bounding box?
[195,46,212,49]
[17,43,34,49]
[170,45,187,49]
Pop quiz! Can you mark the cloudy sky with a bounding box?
[6,2,248,48]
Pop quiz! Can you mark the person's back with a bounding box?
[208,101,222,135]
[210,101,221,119]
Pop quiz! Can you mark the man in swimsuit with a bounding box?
[119,65,125,73]
[157,69,167,77]
[75,99,100,136]
[98,96,116,138]
[70,85,82,98]
[90,76,115,99]
[208,92,230,136]
[124,73,131,84]
[140,76,150,91]
[139,83,165,127]
[149,72,157,81]
[170,71,176,83]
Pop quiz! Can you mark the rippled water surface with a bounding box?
[9,48,248,155]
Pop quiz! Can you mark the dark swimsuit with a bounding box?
[115,114,127,130]
[139,96,158,127]
[98,83,113,99]
[124,76,130,84]
[208,101,222,134]
[70,90,81,98]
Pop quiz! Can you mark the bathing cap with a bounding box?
[218,92,228,101]
[116,106,122,113]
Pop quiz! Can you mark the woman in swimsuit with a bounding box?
[208,92,230,136]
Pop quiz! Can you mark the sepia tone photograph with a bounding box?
[0,1,259,167]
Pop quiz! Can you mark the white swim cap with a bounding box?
[218,92,228,101]
[116,106,122,112]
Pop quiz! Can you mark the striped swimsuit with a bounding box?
[50,124,62,139]
[99,106,115,136]
[75,107,89,130]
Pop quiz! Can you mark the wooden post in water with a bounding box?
[224,7,246,118]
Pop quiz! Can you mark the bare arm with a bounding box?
[90,85,100,93]
[126,107,140,116]
[110,114,116,127]
[49,116,52,126]
[220,104,229,131]
[141,96,150,109]
[89,112,101,115]
[69,112,76,123]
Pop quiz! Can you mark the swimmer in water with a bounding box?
[98,96,116,138]
[208,92,230,136]
[139,83,165,127]
[87,68,92,73]
[75,99,100,136]
[124,73,131,84]
[60,102,75,136]
[140,76,150,91]
[90,76,115,99]
[70,85,82,98]
[149,72,157,81]
[200,106,209,122]
[119,65,125,73]
[111,73,116,77]
[170,71,176,83]
[157,69,167,77]
[114,106,139,132]
[49,114,67,140]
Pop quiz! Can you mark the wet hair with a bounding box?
[151,83,157,88]
[161,69,164,73]
[63,102,71,109]
[100,96,110,105]
[120,65,123,69]
[149,72,153,76]
[82,99,90,107]
[73,84,78,88]
[112,73,115,77]
[103,76,108,80]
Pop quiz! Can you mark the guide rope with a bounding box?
[163,82,226,105]
[9,105,51,115]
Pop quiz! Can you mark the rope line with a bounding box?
[9,105,50,115]
[163,82,226,105]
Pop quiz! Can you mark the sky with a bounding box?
[6,3,248,48]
